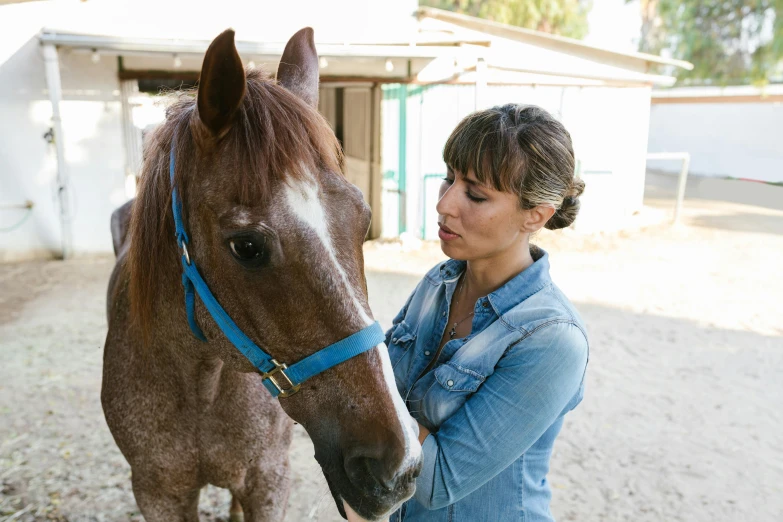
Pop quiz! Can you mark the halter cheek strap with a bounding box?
[170,146,206,342]
[169,139,383,398]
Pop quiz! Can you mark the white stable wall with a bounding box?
[382,84,653,239]
[648,101,783,183]
[1,11,127,259]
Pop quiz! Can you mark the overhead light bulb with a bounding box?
[91,49,100,64]
[385,59,394,72]
[319,57,329,69]
[173,54,182,68]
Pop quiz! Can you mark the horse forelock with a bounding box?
[127,68,343,339]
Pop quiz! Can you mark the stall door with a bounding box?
[318,85,382,239]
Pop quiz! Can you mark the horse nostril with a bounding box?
[345,455,396,491]
[343,432,416,494]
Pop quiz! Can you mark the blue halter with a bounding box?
[169,140,384,398]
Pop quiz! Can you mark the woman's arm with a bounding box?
[414,321,588,510]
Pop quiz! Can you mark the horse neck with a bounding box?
[134,258,216,380]
[142,301,225,407]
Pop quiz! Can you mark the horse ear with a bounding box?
[276,27,319,108]
[197,29,246,136]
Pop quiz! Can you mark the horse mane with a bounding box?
[127,68,343,338]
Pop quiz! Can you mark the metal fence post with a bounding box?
[646,152,691,225]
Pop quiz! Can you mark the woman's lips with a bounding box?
[438,223,460,241]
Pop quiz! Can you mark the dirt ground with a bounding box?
[1,173,782,521]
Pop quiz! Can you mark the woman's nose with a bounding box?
[436,181,458,218]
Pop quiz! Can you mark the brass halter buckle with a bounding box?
[261,359,301,398]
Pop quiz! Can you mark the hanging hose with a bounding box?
[0,201,34,233]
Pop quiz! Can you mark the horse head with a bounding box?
[131,28,422,519]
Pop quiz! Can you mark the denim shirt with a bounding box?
[386,247,588,522]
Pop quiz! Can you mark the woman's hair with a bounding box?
[443,104,585,230]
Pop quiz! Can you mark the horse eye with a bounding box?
[226,231,270,269]
[229,239,262,261]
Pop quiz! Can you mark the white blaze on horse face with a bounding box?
[282,177,372,325]
[376,342,423,464]
[283,177,422,468]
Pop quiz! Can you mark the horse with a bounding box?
[102,28,422,522]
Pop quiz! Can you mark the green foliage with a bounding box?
[421,0,593,39]
[634,0,783,85]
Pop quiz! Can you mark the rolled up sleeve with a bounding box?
[413,321,588,510]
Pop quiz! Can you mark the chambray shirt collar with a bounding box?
[437,246,551,318]
[438,259,464,282]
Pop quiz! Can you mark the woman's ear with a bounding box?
[521,205,556,233]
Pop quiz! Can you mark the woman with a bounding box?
[349,103,588,522]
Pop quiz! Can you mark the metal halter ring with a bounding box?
[181,242,191,265]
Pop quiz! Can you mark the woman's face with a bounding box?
[436,167,528,261]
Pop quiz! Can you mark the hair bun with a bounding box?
[545,178,585,230]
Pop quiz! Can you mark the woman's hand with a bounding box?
[418,422,430,445]
[343,501,389,522]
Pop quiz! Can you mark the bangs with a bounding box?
[442,108,523,193]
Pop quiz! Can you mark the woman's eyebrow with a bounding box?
[449,167,488,188]
[463,173,488,188]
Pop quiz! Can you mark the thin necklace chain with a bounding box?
[449,275,474,339]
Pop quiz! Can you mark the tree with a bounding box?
[420,0,593,39]
[633,0,783,85]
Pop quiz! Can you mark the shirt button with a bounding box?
[446,379,454,387]
[392,338,398,343]
[424,350,431,356]
[483,301,490,307]
[442,311,446,317]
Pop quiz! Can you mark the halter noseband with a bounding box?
[169,139,383,398]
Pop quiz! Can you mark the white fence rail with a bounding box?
[646,152,691,225]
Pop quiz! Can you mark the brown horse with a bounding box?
[102,28,421,521]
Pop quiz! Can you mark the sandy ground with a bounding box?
[1,173,782,521]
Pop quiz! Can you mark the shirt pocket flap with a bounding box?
[390,321,417,348]
[434,363,485,393]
